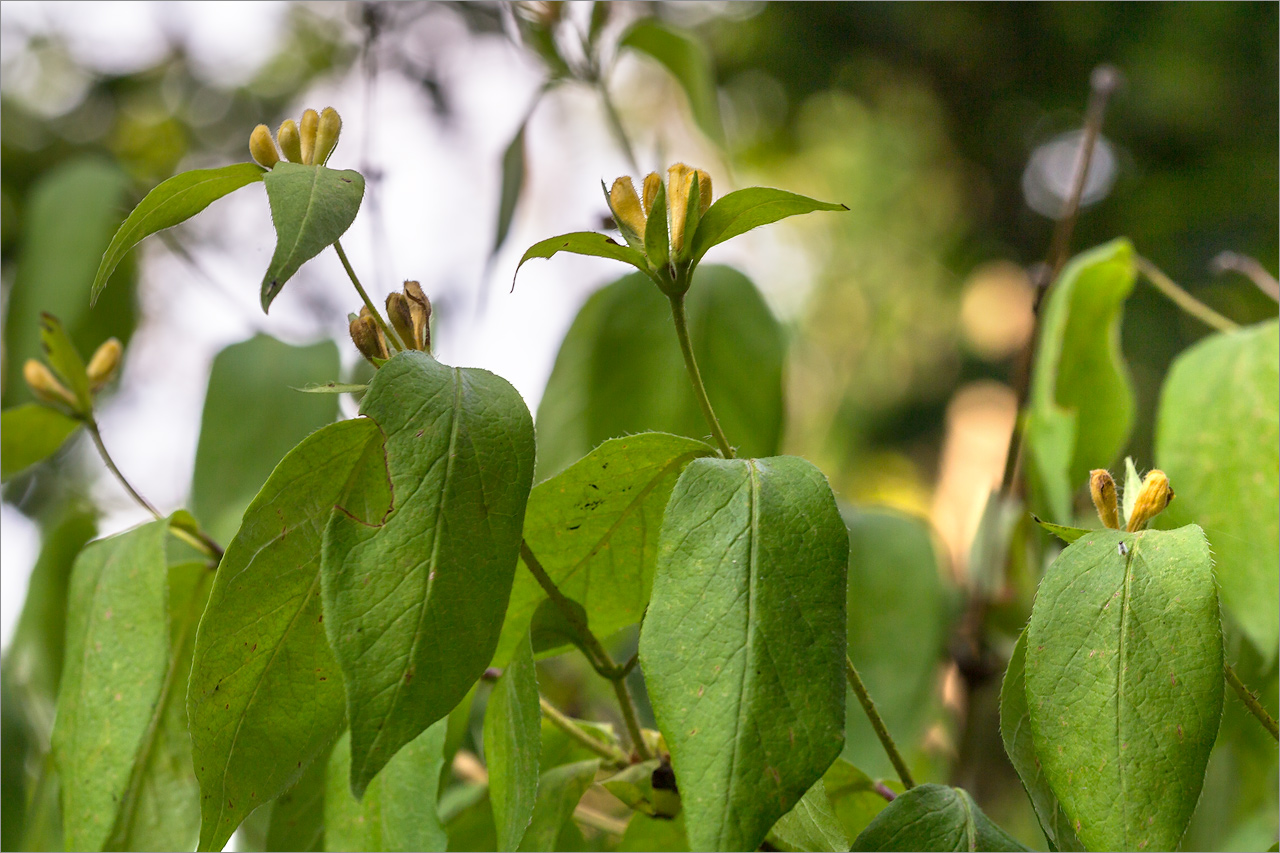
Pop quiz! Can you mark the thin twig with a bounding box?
[845,655,915,789]
[1225,662,1279,741]
[539,696,630,765]
[1212,251,1280,302]
[334,239,404,351]
[1137,256,1240,333]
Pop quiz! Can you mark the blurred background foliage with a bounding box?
[1,2,1275,850]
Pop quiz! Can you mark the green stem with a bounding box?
[539,696,630,765]
[845,655,915,789]
[1137,257,1239,334]
[668,294,735,458]
[520,540,655,759]
[1225,661,1279,740]
[334,239,404,351]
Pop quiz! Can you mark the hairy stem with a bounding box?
[668,294,735,458]
[1137,257,1240,334]
[845,655,915,789]
[1225,662,1279,741]
[539,696,630,765]
[334,239,404,351]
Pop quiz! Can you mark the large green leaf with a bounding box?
[50,519,170,851]
[1024,239,1137,523]
[517,759,600,852]
[484,635,541,851]
[768,779,850,853]
[999,630,1084,852]
[851,784,1028,851]
[513,231,649,289]
[1,404,81,481]
[188,417,389,852]
[264,756,328,852]
[325,722,449,852]
[639,456,848,852]
[3,157,135,410]
[1025,527,1223,851]
[191,334,340,543]
[618,20,723,144]
[822,759,891,843]
[1156,319,1279,658]
[260,162,365,310]
[536,266,784,479]
[323,351,535,796]
[844,509,953,781]
[106,561,212,851]
[495,432,714,665]
[690,188,847,266]
[91,163,264,303]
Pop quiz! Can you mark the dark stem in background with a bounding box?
[1225,661,1279,741]
[1212,251,1280,302]
[845,655,916,790]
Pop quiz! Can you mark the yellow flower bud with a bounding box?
[1127,469,1174,532]
[695,168,713,214]
[313,107,342,166]
[23,359,76,407]
[349,310,388,364]
[386,292,417,351]
[86,338,123,391]
[299,108,320,165]
[403,281,432,352]
[277,119,303,163]
[1089,469,1120,530]
[641,172,662,216]
[609,177,648,238]
[667,163,695,255]
[249,124,280,169]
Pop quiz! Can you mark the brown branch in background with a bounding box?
[1211,251,1280,302]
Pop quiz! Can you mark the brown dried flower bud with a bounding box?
[403,281,431,352]
[349,310,388,364]
[386,292,417,351]
[1089,469,1120,530]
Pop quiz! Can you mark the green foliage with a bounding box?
[639,456,848,852]
[514,231,650,286]
[0,404,80,481]
[1025,239,1137,522]
[91,163,264,303]
[535,267,783,478]
[852,784,1029,851]
[264,758,327,852]
[517,759,599,852]
[1156,319,1280,657]
[767,779,850,853]
[191,334,340,543]
[689,188,847,264]
[322,351,535,796]
[483,636,541,851]
[189,418,389,852]
[260,162,365,310]
[618,19,724,144]
[1025,527,1223,851]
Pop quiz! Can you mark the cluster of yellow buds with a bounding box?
[23,337,121,412]
[249,107,343,169]
[608,163,713,265]
[348,282,432,365]
[1090,467,1175,532]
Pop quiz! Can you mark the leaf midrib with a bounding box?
[277,167,326,275]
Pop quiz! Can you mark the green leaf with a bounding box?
[822,759,891,843]
[38,312,91,409]
[536,267,783,479]
[1024,239,1137,523]
[690,188,847,265]
[1156,319,1280,658]
[618,813,689,852]
[768,779,850,853]
[852,784,1029,851]
[265,756,328,852]
[323,351,535,796]
[325,722,449,852]
[644,176,670,268]
[3,157,135,411]
[260,162,365,311]
[600,759,662,816]
[513,231,649,289]
[106,561,212,852]
[1,404,80,481]
[484,635,542,851]
[496,432,714,665]
[528,597,593,658]
[189,417,390,852]
[50,518,170,852]
[91,163,264,303]
[1030,515,1091,544]
[844,509,953,781]
[999,630,1085,852]
[618,20,723,144]
[639,456,848,852]
[493,120,527,256]
[1025,527,1223,851]
[517,759,600,852]
[1122,456,1142,527]
[191,334,340,543]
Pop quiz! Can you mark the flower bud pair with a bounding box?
[1089,468,1175,532]
[250,107,343,169]
[387,282,432,352]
